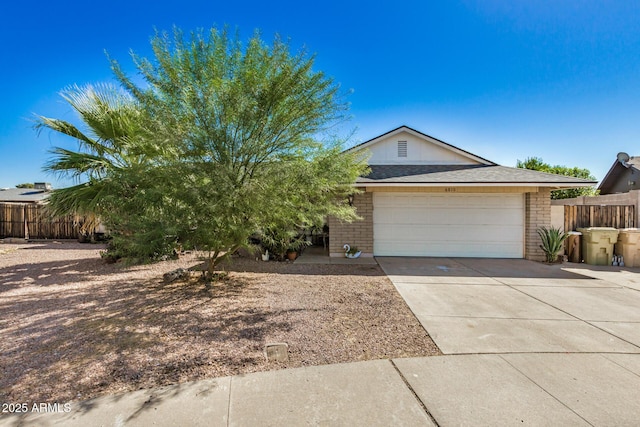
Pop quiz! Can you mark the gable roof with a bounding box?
[597,156,640,194]
[358,164,597,187]
[347,125,496,165]
[351,126,597,188]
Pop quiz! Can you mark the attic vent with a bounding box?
[397,141,408,158]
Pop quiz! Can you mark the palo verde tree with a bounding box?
[100,27,368,275]
[516,157,598,199]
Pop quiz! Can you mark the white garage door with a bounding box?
[373,193,524,258]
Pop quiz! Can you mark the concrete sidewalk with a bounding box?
[3,354,640,426]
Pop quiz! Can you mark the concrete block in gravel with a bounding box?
[264,342,289,362]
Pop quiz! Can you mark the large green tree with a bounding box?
[39,27,367,274]
[516,157,598,199]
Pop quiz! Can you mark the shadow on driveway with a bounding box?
[376,257,593,280]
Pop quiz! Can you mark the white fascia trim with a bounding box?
[354,182,596,188]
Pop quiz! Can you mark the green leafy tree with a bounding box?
[15,183,35,188]
[110,27,368,275]
[39,26,368,275]
[516,157,598,199]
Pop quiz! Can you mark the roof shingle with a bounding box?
[358,164,597,186]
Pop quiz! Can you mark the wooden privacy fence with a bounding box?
[564,205,635,231]
[0,203,82,239]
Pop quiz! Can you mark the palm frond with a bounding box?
[34,116,99,152]
[44,181,113,232]
[43,147,115,179]
[59,83,140,151]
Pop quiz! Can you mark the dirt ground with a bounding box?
[0,241,440,404]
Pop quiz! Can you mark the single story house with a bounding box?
[597,153,640,195]
[328,126,596,261]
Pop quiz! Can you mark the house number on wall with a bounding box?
[444,187,457,192]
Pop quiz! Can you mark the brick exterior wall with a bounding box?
[329,189,552,260]
[328,192,374,257]
[525,189,552,261]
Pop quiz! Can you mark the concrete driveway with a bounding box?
[377,257,640,425]
[378,257,640,354]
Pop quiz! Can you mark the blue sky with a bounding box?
[1,0,639,188]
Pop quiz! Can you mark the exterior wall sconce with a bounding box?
[347,194,355,206]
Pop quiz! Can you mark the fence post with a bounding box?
[23,205,29,240]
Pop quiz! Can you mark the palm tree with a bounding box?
[35,83,148,233]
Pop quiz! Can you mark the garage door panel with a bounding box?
[423,210,521,226]
[374,241,523,258]
[377,224,523,242]
[376,194,523,209]
[375,208,522,226]
[375,208,429,224]
[373,193,524,258]
[423,225,523,241]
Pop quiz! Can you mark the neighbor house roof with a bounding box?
[357,164,597,187]
[597,156,640,194]
[0,188,50,203]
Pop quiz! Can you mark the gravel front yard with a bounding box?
[0,242,440,404]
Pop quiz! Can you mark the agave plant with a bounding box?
[537,226,568,263]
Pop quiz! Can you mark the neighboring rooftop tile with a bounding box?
[0,188,50,202]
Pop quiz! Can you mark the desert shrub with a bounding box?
[537,226,568,263]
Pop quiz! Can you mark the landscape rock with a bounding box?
[264,343,289,362]
[163,268,189,283]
